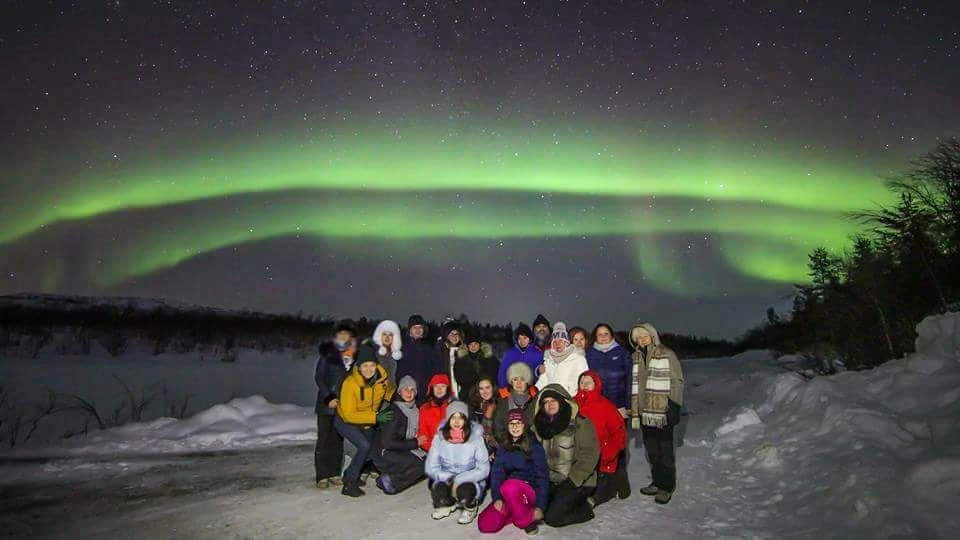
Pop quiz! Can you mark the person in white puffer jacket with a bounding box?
[535,322,589,397]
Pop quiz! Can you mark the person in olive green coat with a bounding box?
[531,383,600,528]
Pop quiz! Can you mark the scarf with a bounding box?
[448,345,460,397]
[534,400,572,440]
[449,428,466,444]
[633,346,671,429]
[336,339,357,370]
[396,399,419,440]
[546,343,576,364]
[592,340,619,354]
[509,390,531,410]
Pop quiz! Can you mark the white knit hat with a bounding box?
[551,321,569,343]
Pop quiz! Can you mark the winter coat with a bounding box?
[398,334,443,402]
[586,342,632,409]
[314,341,354,415]
[535,347,589,397]
[574,371,627,474]
[489,438,550,508]
[628,322,685,408]
[372,400,425,491]
[454,342,499,399]
[492,386,537,444]
[336,363,394,426]
[532,384,600,488]
[470,397,498,453]
[425,422,490,493]
[497,343,544,388]
[437,340,466,397]
[356,340,397,387]
[418,373,452,452]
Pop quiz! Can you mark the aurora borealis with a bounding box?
[2,2,958,336]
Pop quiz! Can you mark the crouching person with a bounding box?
[532,384,600,528]
[425,401,490,525]
[371,376,426,494]
[477,409,549,535]
[335,356,395,497]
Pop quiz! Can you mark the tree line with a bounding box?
[740,139,960,369]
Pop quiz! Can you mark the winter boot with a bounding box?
[431,504,457,520]
[457,504,479,524]
[618,481,632,499]
[524,521,540,536]
[640,483,659,496]
[341,481,365,498]
[359,473,369,486]
[316,478,330,489]
[368,470,380,480]
[329,476,343,486]
[654,490,673,504]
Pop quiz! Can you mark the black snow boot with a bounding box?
[341,481,365,497]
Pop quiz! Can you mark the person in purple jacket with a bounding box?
[477,408,549,535]
[496,323,543,388]
[585,323,632,418]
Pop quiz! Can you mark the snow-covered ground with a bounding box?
[1,313,958,539]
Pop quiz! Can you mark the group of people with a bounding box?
[314,313,685,535]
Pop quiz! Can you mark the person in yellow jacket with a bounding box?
[335,355,395,497]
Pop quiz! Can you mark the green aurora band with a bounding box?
[2,123,894,295]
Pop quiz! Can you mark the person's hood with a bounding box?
[532,314,551,331]
[574,370,603,406]
[533,383,579,419]
[457,342,494,359]
[428,373,452,389]
[372,320,403,360]
[628,321,662,349]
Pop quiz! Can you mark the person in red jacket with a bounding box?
[418,373,452,452]
[574,370,629,506]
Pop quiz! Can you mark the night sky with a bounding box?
[1,1,958,338]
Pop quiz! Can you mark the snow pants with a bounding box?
[314,414,344,482]
[642,423,676,492]
[477,479,538,533]
[430,479,480,508]
[543,481,594,528]
[592,464,630,505]
[371,448,425,494]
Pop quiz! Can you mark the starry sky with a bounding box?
[1,1,958,338]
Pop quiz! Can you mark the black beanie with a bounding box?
[532,314,550,330]
[336,319,356,336]
[515,323,534,342]
[407,314,426,328]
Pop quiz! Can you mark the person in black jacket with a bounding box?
[397,314,442,403]
[371,375,427,494]
[453,335,499,400]
[314,320,357,488]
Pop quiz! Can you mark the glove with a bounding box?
[376,409,394,425]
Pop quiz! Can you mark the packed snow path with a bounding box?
[3,342,959,538]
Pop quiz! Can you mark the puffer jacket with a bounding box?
[489,437,550,508]
[314,341,354,415]
[585,342,631,409]
[424,421,490,493]
[336,363,395,426]
[531,384,600,488]
[418,373,452,451]
[535,346,589,397]
[574,371,627,473]
[454,342,499,399]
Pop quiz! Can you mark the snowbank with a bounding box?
[4,395,315,457]
[710,311,960,537]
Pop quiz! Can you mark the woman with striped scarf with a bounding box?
[628,321,684,504]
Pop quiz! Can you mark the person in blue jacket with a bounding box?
[496,323,543,388]
[477,408,549,535]
[585,323,631,418]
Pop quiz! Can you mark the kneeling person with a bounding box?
[532,384,600,528]
[371,376,427,494]
[425,401,490,525]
